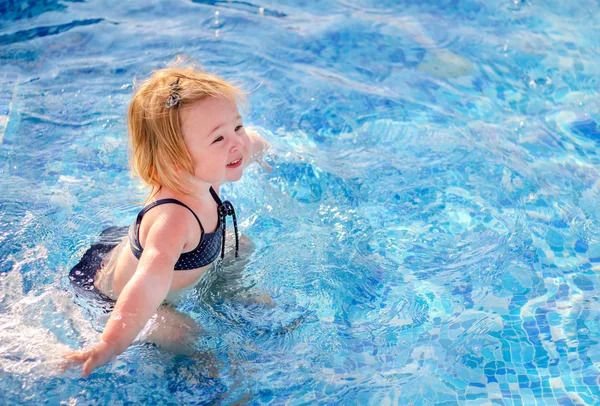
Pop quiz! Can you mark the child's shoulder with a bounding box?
[138,200,199,247]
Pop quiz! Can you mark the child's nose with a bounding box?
[229,134,243,151]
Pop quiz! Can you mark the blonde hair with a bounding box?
[128,57,245,201]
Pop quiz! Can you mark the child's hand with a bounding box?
[259,159,273,172]
[246,128,272,171]
[63,340,119,377]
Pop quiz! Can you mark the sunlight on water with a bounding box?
[1,0,600,404]
[0,249,92,381]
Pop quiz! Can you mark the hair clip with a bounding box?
[165,78,181,109]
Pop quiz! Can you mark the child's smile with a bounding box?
[227,157,242,168]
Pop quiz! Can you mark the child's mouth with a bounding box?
[227,158,242,168]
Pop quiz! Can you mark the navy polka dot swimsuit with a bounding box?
[128,186,239,270]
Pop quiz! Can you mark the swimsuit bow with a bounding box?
[217,200,239,259]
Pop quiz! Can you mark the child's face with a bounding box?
[180,97,250,187]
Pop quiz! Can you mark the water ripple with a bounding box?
[0,19,107,46]
[191,0,287,18]
[20,112,121,127]
[2,0,600,403]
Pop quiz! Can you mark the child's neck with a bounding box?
[157,182,215,203]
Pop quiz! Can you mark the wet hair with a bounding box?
[128,56,245,200]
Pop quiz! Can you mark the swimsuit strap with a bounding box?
[134,198,205,249]
[210,187,239,259]
[209,186,222,205]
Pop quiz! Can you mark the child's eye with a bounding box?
[212,136,224,144]
[235,125,243,131]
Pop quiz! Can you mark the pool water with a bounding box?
[2,0,600,404]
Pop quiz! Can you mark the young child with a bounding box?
[64,60,269,377]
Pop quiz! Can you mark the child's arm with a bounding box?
[65,212,190,377]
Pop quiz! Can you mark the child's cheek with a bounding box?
[243,134,251,159]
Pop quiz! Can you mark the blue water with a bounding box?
[2,0,600,404]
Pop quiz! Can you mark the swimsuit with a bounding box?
[67,226,124,311]
[69,187,239,306]
[128,187,238,269]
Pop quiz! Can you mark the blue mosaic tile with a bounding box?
[573,275,595,291]
[574,239,589,253]
[571,118,600,141]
